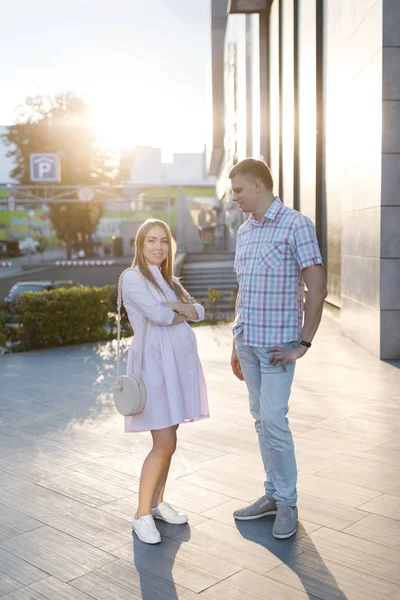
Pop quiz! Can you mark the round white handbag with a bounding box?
[113,269,147,417]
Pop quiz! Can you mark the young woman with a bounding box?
[121,218,209,544]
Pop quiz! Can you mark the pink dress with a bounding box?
[121,265,209,432]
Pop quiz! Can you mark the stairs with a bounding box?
[180,252,238,317]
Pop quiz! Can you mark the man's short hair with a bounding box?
[229,158,273,191]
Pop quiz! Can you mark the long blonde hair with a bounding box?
[132,219,187,303]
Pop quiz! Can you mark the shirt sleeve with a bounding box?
[122,270,175,326]
[173,277,205,322]
[289,215,323,271]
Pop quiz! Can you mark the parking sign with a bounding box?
[30,153,60,182]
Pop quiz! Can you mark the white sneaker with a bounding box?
[132,514,161,544]
[151,502,188,525]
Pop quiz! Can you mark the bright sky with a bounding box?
[0,0,211,156]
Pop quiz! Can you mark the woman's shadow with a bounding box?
[132,521,191,600]
[235,517,349,600]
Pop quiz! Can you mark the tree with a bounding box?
[1,93,118,258]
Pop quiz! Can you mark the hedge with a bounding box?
[13,285,122,350]
[0,284,232,353]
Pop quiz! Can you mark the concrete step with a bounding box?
[182,253,237,314]
[186,252,235,263]
[182,274,237,282]
[181,263,234,273]
[183,281,237,289]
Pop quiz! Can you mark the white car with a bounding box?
[19,237,40,255]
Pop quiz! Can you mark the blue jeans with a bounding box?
[235,333,298,506]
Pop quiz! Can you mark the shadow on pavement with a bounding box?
[132,523,190,600]
[236,518,348,600]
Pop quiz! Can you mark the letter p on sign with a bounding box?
[30,153,60,182]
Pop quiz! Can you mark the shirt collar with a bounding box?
[249,196,282,226]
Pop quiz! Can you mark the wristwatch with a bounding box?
[299,339,312,348]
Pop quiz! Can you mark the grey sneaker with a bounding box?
[272,505,298,539]
[233,496,277,521]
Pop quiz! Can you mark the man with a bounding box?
[230,158,327,539]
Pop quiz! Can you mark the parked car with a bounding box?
[4,280,84,305]
[18,237,40,255]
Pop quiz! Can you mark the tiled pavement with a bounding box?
[0,314,399,599]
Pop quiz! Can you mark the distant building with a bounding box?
[130,146,216,187]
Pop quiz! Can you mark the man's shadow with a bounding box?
[132,521,191,600]
[236,517,349,600]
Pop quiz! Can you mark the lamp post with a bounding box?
[28,209,35,266]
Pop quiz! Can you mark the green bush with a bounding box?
[15,286,116,350]
[6,283,232,352]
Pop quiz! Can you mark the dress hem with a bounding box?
[124,414,210,433]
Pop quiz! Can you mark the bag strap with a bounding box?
[116,268,147,380]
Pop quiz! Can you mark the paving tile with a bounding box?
[333,448,400,468]
[0,451,70,483]
[0,548,48,596]
[37,505,131,552]
[150,478,232,514]
[68,460,140,492]
[36,471,133,507]
[0,404,67,429]
[297,494,368,531]
[367,444,400,460]
[201,568,319,600]
[291,438,341,459]
[314,460,400,496]
[71,452,148,481]
[0,503,43,543]
[170,519,318,576]
[297,474,381,508]
[111,534,242,593]
[298,527,400,584]
[298,428,382,452]
[266,549,399,599]
[0,526,117,583]
[177,429,257,456]
[311,417,397,439]
[294,452,341,475]
[358,493,400,520]
[187,519,304,573]
[177,440,227,460]
[0,433,32,454]
[71,558,200,599]
[344,513,400,550]
[2,577,94,599]
[0,469,21,488]
[177,468,261,502]
[0,481,84,520]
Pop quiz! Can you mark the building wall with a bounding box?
[269,1,280,189]
[210,0,400,358]
[381,0,400,358]
[329,0,383,356]
[298,0,316,225]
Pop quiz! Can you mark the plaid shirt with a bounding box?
[233,197,323,347]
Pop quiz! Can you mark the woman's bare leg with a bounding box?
[136,425,177,518]
[151,425,179,508]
